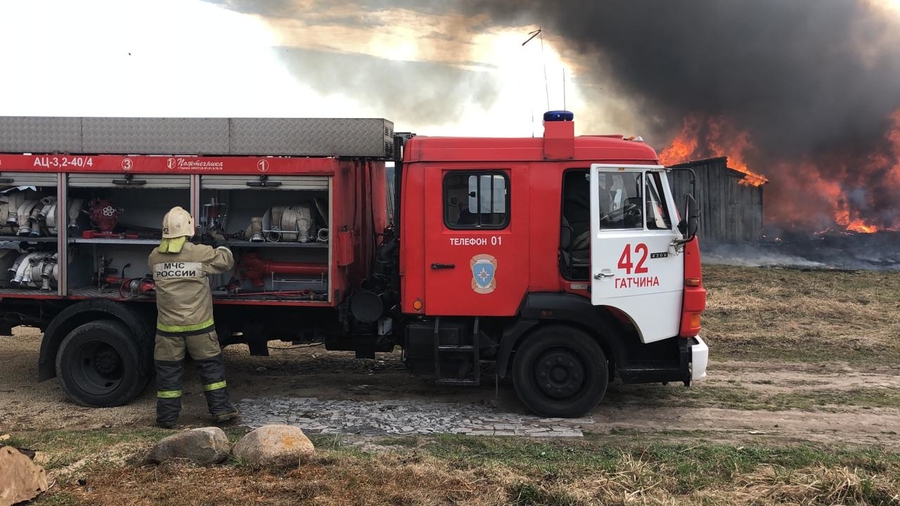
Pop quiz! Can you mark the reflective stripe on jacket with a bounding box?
[148,241,234,336]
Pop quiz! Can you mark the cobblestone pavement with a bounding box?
[236,397,591,437]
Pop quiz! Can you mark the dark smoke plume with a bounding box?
[207,0,900,151]
[460,0,900,229]
[461,0,900,155]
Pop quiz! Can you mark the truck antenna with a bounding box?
[522,27,550,112]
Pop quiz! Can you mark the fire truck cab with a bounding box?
[395,111,708,417]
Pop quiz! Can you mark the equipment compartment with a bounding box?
[65,174,190,299]
[0,173,61,294]
[199,175,331,302]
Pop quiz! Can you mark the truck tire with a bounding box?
[512,325,609,418]
[55,319,151,407]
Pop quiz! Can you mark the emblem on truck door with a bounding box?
[470,254,497,294]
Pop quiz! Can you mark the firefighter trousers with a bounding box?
[154,330,237,427]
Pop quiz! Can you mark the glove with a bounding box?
[209,229,227,248]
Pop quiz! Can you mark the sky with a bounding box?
[0,0,586,138]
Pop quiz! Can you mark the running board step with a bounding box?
[433,316,481,386]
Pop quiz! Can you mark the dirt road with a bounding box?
[1,327,897,448]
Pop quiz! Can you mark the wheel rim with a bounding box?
[69,338,124,395]
[533,347,586,399]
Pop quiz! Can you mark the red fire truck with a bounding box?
[0,111,707,417]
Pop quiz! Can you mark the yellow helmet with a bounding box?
[161,206,195,239]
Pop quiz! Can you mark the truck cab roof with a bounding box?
[404,135,659,164]
[404,124,659,165]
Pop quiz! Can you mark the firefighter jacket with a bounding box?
[148,242,234,336]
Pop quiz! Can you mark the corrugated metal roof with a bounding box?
[0,116,394,158]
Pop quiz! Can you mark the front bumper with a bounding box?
[690,335,709,381]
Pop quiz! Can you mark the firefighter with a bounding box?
[149,206,239,429]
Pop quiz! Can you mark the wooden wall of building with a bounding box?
[667,157,764,243]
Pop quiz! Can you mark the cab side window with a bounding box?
[444,172,509,229]
[598,172,643,229]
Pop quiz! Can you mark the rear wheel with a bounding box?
[512,325,608,417]
[55,319,151,407]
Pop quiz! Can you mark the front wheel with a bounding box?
[55,319,151,407]
[512,325,609,418]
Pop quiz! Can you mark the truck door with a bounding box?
[423,167,528,316]
[589,164,684,343]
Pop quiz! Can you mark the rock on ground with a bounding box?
[0,446,48,506]
[233,424,315,467]
[148,427,231,465]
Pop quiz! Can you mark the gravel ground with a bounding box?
[237,396,587,437]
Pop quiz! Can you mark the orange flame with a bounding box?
[662,109,900,234]
[658,116,700,166]
[769,157,891,235]
[845,221,879,234]
[834,196,881,233]
[659,115,768,187]
[706,118,769,187]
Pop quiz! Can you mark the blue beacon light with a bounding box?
[543,110,574,122]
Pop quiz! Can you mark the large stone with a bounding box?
[233,425,315,467]
[148,427,230,464]
[0,446,48,506]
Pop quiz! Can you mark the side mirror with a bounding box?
[668,166,699,243]
[677,194,700,240]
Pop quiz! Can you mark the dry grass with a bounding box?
[570,462,900,505]
[31,436,900,506]
[701,264,900,364]
[725,465,900,505]
[49,453,509,506]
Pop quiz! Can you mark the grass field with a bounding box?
[5,264,900,506]
[10,430,900,505]
[702,264,900,365]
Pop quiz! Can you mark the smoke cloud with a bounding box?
[206,0,900,230]
[273,46,500,129]
[461,0,900,153]
[207,0,900,152]
[202,0,500,129]
[459,0,900,230]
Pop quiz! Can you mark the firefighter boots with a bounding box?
[194,354,240,423]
